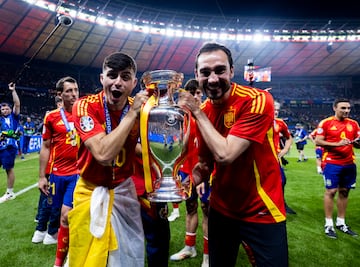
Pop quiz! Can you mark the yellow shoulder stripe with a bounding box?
[233,85,266,114]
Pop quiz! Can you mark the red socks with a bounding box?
[203,236,208,255]
[242,241,256,267]
[185,232,196,247]
[54,225,69,266]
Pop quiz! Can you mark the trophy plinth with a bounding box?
[141,70,188,202]
[148,177,184,202]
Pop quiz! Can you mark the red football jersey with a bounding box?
[42,108,79,176]
[198,83,285,223]
[274,118,291,153]
[73,91,139,188]
[317,116,360,165]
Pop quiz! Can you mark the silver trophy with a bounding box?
[140,70,189,202]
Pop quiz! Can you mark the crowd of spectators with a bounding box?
[0,54,103,132]
[264,78,352,101]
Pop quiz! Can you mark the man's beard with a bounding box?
[203,80,231,100]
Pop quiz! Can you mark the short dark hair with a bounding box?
[184,79,199,96]
[55,76,77,94]
[0,102,11,108]
[195,42,233,71]
[333,98,350,107]
[103,52,137,74]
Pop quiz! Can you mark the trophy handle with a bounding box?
[172,110,192,198]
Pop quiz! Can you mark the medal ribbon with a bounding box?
[103,95,130,135]
[60,107,73,135]
[140,94,157,193]
[103,95,130,172]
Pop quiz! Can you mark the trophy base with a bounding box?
[148,177,187,203]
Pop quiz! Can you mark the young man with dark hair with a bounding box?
[69,52,149,267]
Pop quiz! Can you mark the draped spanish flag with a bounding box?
[68,178,117,267]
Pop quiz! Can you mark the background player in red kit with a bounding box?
[38,76,79,267]
[315,98,360,239]
[273,101,296,215]
[178,42,288,267]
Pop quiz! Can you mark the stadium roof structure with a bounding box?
[1,0,360,79]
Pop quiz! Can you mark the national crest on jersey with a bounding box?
[224,107,235,128]
[347,123,353,132]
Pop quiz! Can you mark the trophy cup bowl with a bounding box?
[141,70,189,202]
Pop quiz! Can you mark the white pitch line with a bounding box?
[14,183,38,197]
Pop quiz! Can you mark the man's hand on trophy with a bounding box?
[178,91,200,116]
[131,90,150,113]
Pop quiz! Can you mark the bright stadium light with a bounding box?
[175,29,184,37]
[142,26,150,34]
[165,28,175,37]
[210,32,219,40]
[123,23,132,31]
[253,33,264,42]
[184,31,193,38]
[192,32,201,39]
